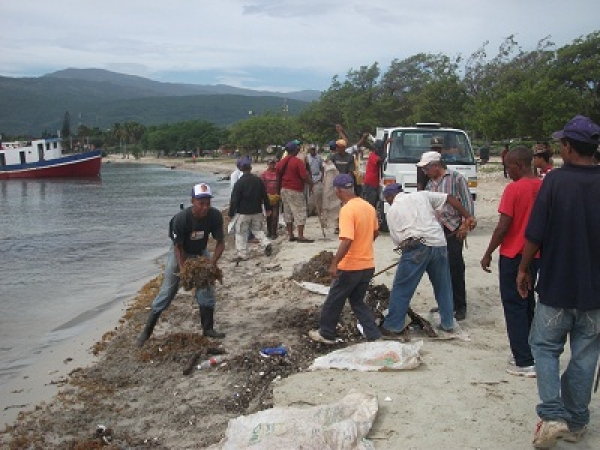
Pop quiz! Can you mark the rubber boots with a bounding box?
[136,311,161,348]
[199,306,225,339]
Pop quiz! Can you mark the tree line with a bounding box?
[24,31,599,156]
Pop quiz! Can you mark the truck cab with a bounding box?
[377,123,477,231]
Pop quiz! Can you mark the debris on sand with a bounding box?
[291,251,334,285]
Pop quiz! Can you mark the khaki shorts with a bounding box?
[281,188,307,225]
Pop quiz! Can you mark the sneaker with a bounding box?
[264,244,272,256]
[379,326,404,340]
[506,365,536,378]
[564,426,587,443]
[532,420,569,448]
[508,355,516,366]
[308,329,337,345]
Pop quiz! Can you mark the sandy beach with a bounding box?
[1,154,598,449]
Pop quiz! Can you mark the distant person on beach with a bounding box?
[533,142,554,180]
[228,156,272,261]
[137,183,226,347]
[276,141,314,243]
[305,144,324,217]
[361,139,384,208]
[501,144,510,178]
[480,146,541,378]
[260,158,281,238]
[516,115,600,448]
[379,183,476,339]
[309,174,382,344]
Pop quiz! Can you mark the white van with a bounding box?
[376,123,478,231]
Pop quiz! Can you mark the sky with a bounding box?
[1,0,598,93]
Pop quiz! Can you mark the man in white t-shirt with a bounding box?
[380,183,476,338]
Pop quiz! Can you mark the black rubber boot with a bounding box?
[136,311,160,348]
[200,306,225,339]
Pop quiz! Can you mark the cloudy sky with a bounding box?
[1,0,598,93]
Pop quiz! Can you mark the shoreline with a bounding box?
[3,161,599,448]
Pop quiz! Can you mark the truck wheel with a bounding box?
[377,200,389,233]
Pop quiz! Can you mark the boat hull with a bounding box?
[0,150,102,179]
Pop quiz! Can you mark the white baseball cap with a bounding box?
[416,151,442,167]
[191,183,213,199]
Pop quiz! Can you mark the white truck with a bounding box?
[376,123,478,231]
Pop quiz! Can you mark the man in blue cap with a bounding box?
[229,156,272,260]
[137,183,226,346]
[380,183,476,339]
[309,174,382,344]
[517,115,600,448]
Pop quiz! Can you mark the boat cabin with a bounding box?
[0,138,63,167]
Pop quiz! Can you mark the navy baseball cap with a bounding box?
[236,156,252,169]
[333,174,354,188]
[285,141,299,152]
[382,183,403,197]
[551,115,600,145]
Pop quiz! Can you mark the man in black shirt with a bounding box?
[517,115,600,448]
[228,156,272,260]
[137,183,226,347]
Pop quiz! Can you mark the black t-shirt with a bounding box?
[330,152,355,175]
[170,207,224,256]
[525,163,600,311]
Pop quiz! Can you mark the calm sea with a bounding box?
[0,162,230,387]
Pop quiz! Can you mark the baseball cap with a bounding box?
[285,141,299,152]
[416,151,442,167]
[191,183,213,199]
[335,139,347,148]
[382,183,403,197]
[430,136,444,148]
[236,156,252,169]
[328,140,336,150]
[332,173,354,188]
[533,144,550,156]
[308,144,317,150]
[551,115,600,145]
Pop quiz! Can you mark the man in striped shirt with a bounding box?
[417,151,474,321]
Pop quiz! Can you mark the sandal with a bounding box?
[288,236,297,242]
[296,237,314,243]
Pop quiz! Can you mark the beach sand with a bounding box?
[1,155,598,449]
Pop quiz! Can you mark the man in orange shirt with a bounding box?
[309,174,382,343]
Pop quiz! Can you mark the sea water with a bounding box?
[0,162,230,387]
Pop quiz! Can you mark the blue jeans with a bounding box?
[529,303,600,430]
[499,255,538,367]
[384,244,454,331]
[319,268,381,341]
[151,245,216,312]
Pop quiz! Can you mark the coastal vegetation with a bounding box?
[2,31,598,155]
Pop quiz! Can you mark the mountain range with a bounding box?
[0,69,321,136]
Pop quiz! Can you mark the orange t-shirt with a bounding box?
[337,197,378,271]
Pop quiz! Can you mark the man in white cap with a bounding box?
[137,182,226,347]
[418,150,474,321]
